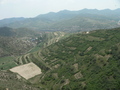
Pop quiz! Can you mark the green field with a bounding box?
[0,56,16,70]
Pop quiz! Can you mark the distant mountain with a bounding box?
[0,17,25,27]
[36,8,120,20]
[0,9,120,32]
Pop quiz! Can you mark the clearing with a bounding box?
[10,62,42,80]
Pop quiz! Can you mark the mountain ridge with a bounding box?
[0,8,120,32]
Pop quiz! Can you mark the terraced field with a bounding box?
[5,28,120,89]
[11,32,66,83]
[28,31,65,53]
[14,28,120,89]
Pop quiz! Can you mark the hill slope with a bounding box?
[16,28,120,89]
[0,71,40,90]
[0,27,38,57]
[0,27,15,37]
[0,27,120,89]
[0,29,65,70]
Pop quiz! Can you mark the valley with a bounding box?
[0,27,120,89]
[0,8,120,90]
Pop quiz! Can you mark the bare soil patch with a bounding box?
[10,62,42,80]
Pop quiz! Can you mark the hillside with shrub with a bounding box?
[13,27,120,89]
[0,27,120,89]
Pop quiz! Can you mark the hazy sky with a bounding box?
[0,0,120,19]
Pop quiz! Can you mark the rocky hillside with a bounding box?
[0,71,40,90]
[0,36,35,57]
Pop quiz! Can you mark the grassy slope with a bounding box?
[1,28,120,89]
[20,28,120,89]
[0,56,16,70]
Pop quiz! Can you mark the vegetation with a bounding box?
[0,8,120,89]
[0,36,35,57]
[0,71,40,90]
[0,28,66,89]
[0,27,15,36]
[16,27,120,89]
[0,56,16,70]
[0,26,66,71]
[0,27,120,89]
[0,9,120,32]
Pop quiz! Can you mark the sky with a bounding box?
[0,0,120,20]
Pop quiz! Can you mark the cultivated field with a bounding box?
[10,62,42,80]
